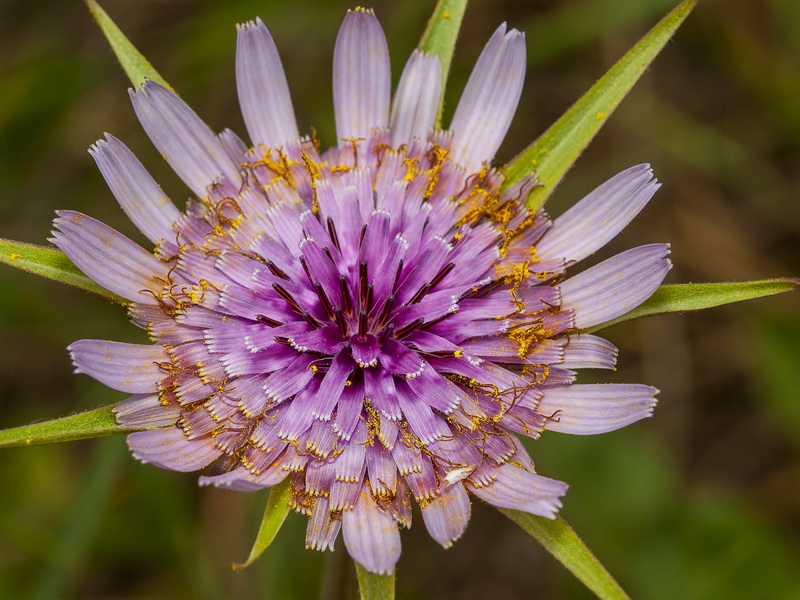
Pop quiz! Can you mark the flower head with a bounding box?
[55,8,670,574]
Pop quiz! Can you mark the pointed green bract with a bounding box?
[0,238,123,303]
[85,0,171,89]
[356,563,395,600]
[417,0,468,125]
[585,279,799,333]
[503,0,697,209]
[0,404,147,449]
[232,478,293,571]
[500,510,631,600]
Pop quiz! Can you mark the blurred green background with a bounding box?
[0,0,798,598]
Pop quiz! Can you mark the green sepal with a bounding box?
[417,0,468,125]
[232,478,293,570]
[585,279,799,333]
[85,0,172,89]
[501,510,631,600]
[503,0,697,209]
[0,238,124,303]
[355,563,395,600]
[0,404,147,449]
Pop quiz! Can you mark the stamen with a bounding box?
[365,283,374,312]
[358,310,368,338]
[392,259,404,293]
[359,224,368,246]
[333,306,348,337]
[339,276,353,314]
[302,311,321,329]
[408,283,431,305]
[378,323,395,344]
[266,260,290,281]
[326,217,341,252]
[359,260,369,305]
[430,262,456,289]
[298,255,312,283]
[256,314,282,328]
[322,247,335,264]
[272,283,302,313]
[377,295,394,325]
[395,317,424,338]
[314,282,335,319]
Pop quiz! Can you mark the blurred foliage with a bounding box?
[0,0,797,599]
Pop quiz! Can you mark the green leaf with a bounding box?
[504,0,697,209]
[232,478,293,570]
[585,279,800,333]
[355,563,395,600]
[85,0,171,89]
[417,0,468,124]
[0,404,146,449]
[501,510,630,600]
[0,238,123,302]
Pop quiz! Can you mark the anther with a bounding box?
[302,311,321,329]
[377,295,394,325]
[392,259,404,293]
[322,247,335,264]
[430,262,455,289]
[314,282,335,319]
[256,314,282,327]
[326,217,341,252]
[266,260,290,280]
[378,323,395,344]
[408,283,432,305]
[359,260,369,304]
[359,224,368,246]
[395,317,424,339]
[339,276,353,315]
[358,310,368,338]
[272,283,302,313]
[333,306,348,338]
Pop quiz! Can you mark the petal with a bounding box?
[560,334,618,369]
[130,80,241,198]
[306,496,342,551]
[69,339,168,393]
[127,427,223,472]
[342,486,402,575]
[536,164,661,263]
[559,244,672,329]
[333,8,391,141]
[421,482,471,548]
[390,50,441,145]
[113,394,179,428]
[236,18,299,149]
[467,464,567,519]
[51,211,169,302]
[537,383,658,434]
[449,25,526,173]
[89,135,181,244]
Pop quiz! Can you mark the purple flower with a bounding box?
[55,9,670,574]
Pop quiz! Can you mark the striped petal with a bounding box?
[536,164,661,264]
[333,8,391,142]
[127,428,223,472]
[468,464,568,519]
[560,243,672,329]
[390,50,441,145]
[51,210,169,302]
[449,24,526,172]
[342,486,402,575]
[236,18,299,149]
[69,339,167,393]
[89,134,181,244]
[537,384,658,434]
[421,482,471,548]
[130,80,241,198]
